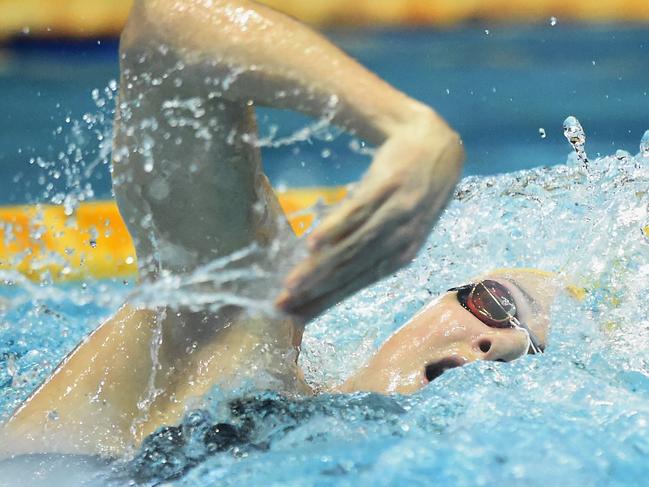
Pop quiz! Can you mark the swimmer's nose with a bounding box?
[473,332,528,363]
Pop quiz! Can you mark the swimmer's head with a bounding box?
[338,269,561,394]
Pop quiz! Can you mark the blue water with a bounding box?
[1,23,649,487]
[2,149,649,486]
[0,24,647,203]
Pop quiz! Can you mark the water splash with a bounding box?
[128,243,281,315]
[641,130,649,238]
[131,308,167,440]
[3,147,649,485]
[239,95,341,149]
[640,129,649,158]
[615,149,632,162]
[3,113,649,486]
[563,115,589,170]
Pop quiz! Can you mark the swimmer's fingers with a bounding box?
[278,258,400,320]
[277,201,429,318]
[308,179,398,251]
[279,127,464,319]
[308,134,422,251]
[310,126,461,252]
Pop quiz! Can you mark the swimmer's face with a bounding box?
[339,270,559,395]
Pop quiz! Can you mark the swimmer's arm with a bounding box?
[2,305,293,457]
[130,0,465,319]
[1,305,162,456]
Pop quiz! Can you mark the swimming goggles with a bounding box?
[448,280,544,355]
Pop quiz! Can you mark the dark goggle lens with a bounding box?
[452,280,543,354]
[465,280,517,327]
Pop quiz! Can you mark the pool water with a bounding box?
[2,141,649,485]
[0,23,649,487]
[0,24,648,202]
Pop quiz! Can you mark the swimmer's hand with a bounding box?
[277,119,464,318]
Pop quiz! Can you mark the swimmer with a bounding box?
[0,0,558,460]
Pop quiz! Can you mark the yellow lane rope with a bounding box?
[0,187,347,282]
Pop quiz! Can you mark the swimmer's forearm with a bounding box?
[127,0,453,146]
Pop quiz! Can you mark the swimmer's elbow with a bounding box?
[122,0,186,47]
[423,110,464,171]
[127,0,248,42]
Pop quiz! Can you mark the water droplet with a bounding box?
[484,29,490,35]
[550,16,558,26]
[6,355,17,377]
[640,130,649,157]
[563,116,589,169]
[149,178,170,200]
[138,216,152,232]
[539,128,547,139]
[642,226,649,244]
[349,139,375,156]
[615,149,631,162]
[21,26,30,35]
[126,256,135,265]
[144,160,154,173]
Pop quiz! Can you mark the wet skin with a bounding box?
[0,268,558,458]
[2,0,463,458]
[338,270,559,395]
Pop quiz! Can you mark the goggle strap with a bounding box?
[510,316,544,354]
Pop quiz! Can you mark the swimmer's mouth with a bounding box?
[424,357,465,382]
